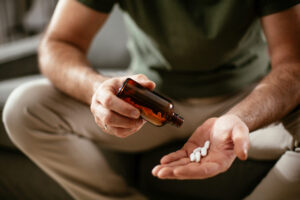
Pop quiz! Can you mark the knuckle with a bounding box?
[90,97,97,110]
[103,112,113,125]
[110,77,119,83]
[102,94,113,108]
[136,74,147,80]
[90,102,99,114]
[107,78,119,87]
[95,117,103,127]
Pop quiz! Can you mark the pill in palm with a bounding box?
[189,140,210,162]
[190,152,196,162]
[193,147,202,153]
[204,141,210,149]
[195,151,201,163]
[201,148,207,156]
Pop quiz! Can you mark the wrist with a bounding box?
[84,70,109,104]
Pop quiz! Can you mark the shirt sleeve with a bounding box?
[256,0,300,16]
[77,0,117,13]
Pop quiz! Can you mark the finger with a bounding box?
[152,158,190,176]
[157,166,175,179]
[130,74,156,90]
[94,115,111,134]
[173,162,222,180]
[98,91,140,119]
[232,123,250,160]
[160,149,187,164]
[94,105,144,129]
[93,111,140,137]
[152,165,161,176]
[182,142,200,155]
[139,80,156,91]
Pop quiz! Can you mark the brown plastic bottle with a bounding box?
[117,78,184,127]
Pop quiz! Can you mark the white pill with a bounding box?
[193,147,202,153]
[204,140,210,149]
[201,148,207,157]
[195,151,201,163]
[190,153,196,162]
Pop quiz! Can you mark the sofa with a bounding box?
[0,5,277,200]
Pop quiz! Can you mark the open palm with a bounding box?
[152,115,250,180]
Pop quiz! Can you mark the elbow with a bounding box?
[38,32,55,77]
[38,35,48,75]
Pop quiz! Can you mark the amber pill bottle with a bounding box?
[117,78,184,127]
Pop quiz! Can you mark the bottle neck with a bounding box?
[170,113,184,127]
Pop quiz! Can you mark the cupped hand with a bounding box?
[152,115,250,180]
[91,74,155,138]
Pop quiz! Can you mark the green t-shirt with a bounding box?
[78,0,300,99]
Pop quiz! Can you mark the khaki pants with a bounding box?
[2,78,300,200]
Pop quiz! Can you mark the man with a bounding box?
[3,0,300,199]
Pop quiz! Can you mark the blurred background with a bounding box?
[0,0,57,45]
[0,1,129,199]
[0,0,58,81]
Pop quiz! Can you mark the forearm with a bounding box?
[227,62,300,131]
[38,38,108,105]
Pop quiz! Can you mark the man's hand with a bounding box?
[91,74,155,138]
[152,115,249,180]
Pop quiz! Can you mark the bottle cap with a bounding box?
[171,113,184,127]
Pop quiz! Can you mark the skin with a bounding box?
[39,0,300,180]
[39,0,155,138]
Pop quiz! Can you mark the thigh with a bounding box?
[245,151,300,200]
[282,105,300,145]
[248,106,300,160]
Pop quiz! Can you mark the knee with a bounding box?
[277,151,300,183]
[282,106,300,143]
[2,79,52,150]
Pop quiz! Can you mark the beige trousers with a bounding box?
[2,78,300,200]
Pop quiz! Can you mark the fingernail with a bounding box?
[131,110,140,118]
[158,170,164,178]
[152,165,159,175]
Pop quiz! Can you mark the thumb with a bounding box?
[232,123,249,160]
